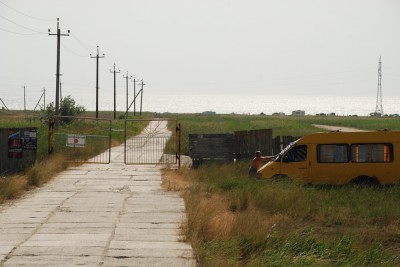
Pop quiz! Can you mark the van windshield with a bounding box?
[275,140,298,161]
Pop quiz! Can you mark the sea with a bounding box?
[1,93,399,117]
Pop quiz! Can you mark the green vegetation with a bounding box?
[162,113,400,266]
[166,113,400,155]
[2,110,400,265]
[0,109,152,203]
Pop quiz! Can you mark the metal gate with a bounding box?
[49,116,111,164]
[124,119,181,166]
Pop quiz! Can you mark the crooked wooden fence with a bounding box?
[189,129,301,168]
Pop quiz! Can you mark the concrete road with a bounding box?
[0,121,195,267]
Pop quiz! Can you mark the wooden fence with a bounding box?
[234,129,273,160]
[189,130,301,167]
[189,133,236,168]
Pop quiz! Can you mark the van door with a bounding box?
[281,145,309,180]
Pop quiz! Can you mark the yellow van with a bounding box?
[257,131,400,185]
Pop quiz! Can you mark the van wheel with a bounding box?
[350,176,380,186]
[272,174,291,180]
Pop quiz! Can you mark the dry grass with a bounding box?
[0,175,28,203]
[27,154,68,187]
[163,164,400,266]
[0,154,68,204]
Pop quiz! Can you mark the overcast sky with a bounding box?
[1,0,399,111]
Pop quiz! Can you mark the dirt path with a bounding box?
[313,124,369,132]
[0,121,195,267]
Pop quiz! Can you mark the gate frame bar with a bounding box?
[49,116,112,164]
[124,119,181,168]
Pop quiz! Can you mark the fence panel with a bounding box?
[124,120,179,165]
[189,133,235,168]
[52,116,111,164]
[234,129,273,160]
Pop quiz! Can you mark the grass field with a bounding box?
[166,113,400,155]
[0,110,151,202]
[2,110,400,265]
[162,113,400,266]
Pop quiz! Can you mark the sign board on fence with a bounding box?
[23,128,37,150]
[67,135,86,147]
[8,129,23,159]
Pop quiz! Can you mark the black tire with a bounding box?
[350,176,380,186]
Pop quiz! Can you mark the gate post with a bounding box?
[176,123,181,169]
[48,117,55,155]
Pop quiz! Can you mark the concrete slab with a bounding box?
[0,121,195,266]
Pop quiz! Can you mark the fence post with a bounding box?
[48,118,54,155]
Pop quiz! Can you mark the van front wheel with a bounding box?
[350,176,380,186]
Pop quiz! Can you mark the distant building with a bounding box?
[202,111,216,115]
[272,112,285,116]
[292,110,305,116]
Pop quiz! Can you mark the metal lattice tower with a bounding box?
[374,56,383,115]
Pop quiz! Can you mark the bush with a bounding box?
[43,95,86,122]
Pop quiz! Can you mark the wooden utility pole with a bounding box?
[133,77,136,116]
[139,80,145,116]
[110,64,120,120]
[60,80,63,103]
[34,88,46,111]
[123,72,132,117]
[90,46,105,118]
[43,87,46,109]
[22,84,26,111]
[48,18,69,116]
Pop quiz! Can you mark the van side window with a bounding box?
[351,143,393,163]
[283,145,307,162]
[317,144,349,163]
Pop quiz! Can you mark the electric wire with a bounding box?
[0,0,54,22]
[0,14,47,34]
[61,43,87,58]
[0,26,39,35]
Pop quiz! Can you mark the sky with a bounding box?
[0,0,399,112]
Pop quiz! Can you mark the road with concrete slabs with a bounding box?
[0,120,196,266]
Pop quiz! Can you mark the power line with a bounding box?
[61,43,87,58]
[0,14,47,34]
[0,26,39,35]
[0,0,54,22]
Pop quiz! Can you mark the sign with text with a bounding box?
[23,129,38,150]
[66,135,86,148]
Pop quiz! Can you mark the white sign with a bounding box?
[66,135,86,147]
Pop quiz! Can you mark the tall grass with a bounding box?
[161,113,400,266]
[168,163,400,266]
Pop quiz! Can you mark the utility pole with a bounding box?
[139,79,145,116]
[34,88,46,111]
[60,80,63,104]
[123,72,132,116]
[49,18,69,116]
[0,98,9,110]
[90,46,105,118]
[22,84,26,111]
[43,87,46,109]
[133,77,136,116]
[109,64,120,120]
